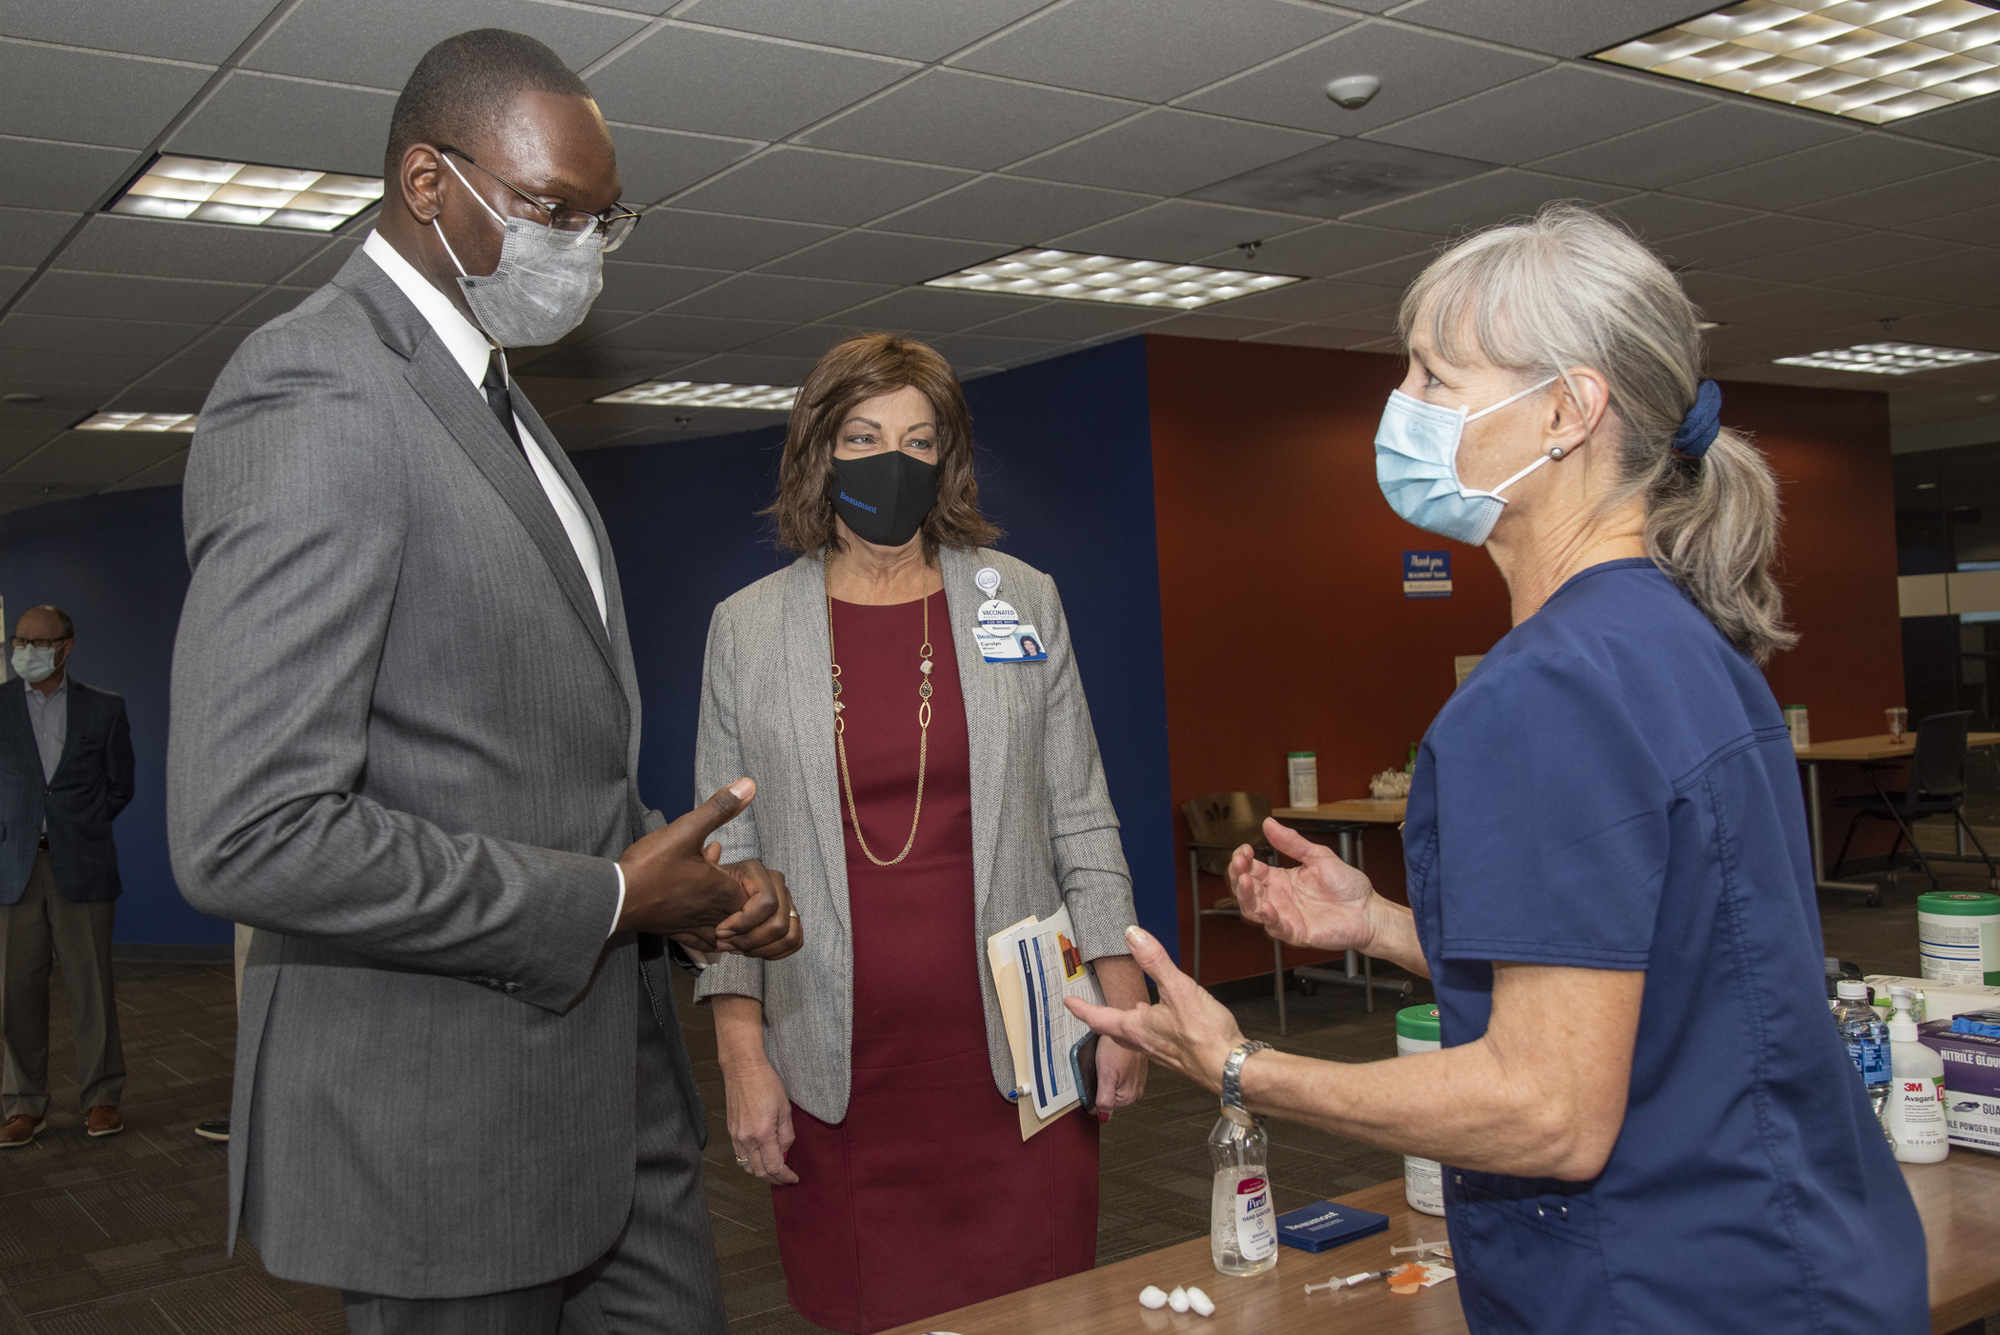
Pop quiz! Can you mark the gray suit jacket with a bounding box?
[168,250,698,1298]
[692,547,1136,1122]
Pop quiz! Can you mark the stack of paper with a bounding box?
[987,905,1103,1140]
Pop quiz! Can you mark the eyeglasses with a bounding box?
[10,637,68,650]
[436,147,641,252]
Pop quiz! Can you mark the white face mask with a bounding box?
[432,154,605,348]
[12,645,58,684]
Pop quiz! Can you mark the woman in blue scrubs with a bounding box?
[1072,205,1925,1332]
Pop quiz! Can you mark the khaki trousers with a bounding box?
[0,851,125,1118]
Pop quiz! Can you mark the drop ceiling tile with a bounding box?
[223,286,314,328]
[168,71,397,178]
[927,332,1069,368]
[180,325,251,361]
[1190,139,1492,223]
[1599,193,1759,244]
[1841,250,2000,305]
[104,447,191,492]
[951,0,1347,103]
[1191,220,1433,279]
[607,126,760,207]
[509,344,691,380]
[1718,232,1970,287]
[244,0,643,91]
[16,271,261,324]
[800,70,1134,172]
[960,301,1165,342]
[126,354,231,390]
[1528,103,1851,190]
[0,313,202,359]
[0,395,106,433]
[1676,135,1978,212]
[1,0,274,63]
[760,232,1014,285]
[512,375,640,414]
[2,350,162,384]
[669,352,819,385]
[1139,312,1290,341]
[58,214,329,283]
[1369,64,1714,167]
[1178,20,1551,138]
[1342,169,1629,236]
[0,207,77,271]
[3,432,186,488]
[1391,0,1720,59]
[101,384,210,414]
[615,210,836,270]
[1051,199,1319,264]
[1240,323,1388,350]
[583,311,791,352]
[1892,90,2000,153]
[1330,250,1437,291]
[0,135,139,212]
[0,431,59,472]
[1677,271,1824,323]
[1193,277,1404,323]
[670,149,970,227]
[1657,215,1865,270]
[0,267,30,307]
[278,237,363,288]
[1801,161,2000,230]
[1905,201,2000,247]
[833,286,1042,333]
[733,324,860,358]
[673,0,1048,62]
[1818,308,2000,352]
[0,41,212,151]
[873,176,1151,245]
[1012,110,1327,199]
[668,273,892,323]
[588,24,913,141]
[598,262,728,313]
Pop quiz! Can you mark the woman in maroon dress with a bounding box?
[692,335,1151,1333]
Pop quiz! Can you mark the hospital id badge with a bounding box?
[973,598,1048,663]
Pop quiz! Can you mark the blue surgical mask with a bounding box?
[1374,376,1560,546]
[11,645,57,684]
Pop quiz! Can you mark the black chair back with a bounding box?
[1911,711,1973,803]
[1183,791,1272,878]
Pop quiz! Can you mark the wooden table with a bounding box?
[1271,800,1408,1010]
[882,1154,2000,1335]
[1794,732,2000,901]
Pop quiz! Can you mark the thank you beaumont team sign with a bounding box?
[1403,551,1451,599]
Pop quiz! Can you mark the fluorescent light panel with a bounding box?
[109,154,382,231]
[1595,0,2000,124]
[76,412,197,432]
[1773,341,2000,374]
[924,249,1303,310]
[594,381,799,410]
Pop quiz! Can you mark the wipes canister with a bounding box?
[1919,891,2000,987]
[1396,1004,1445,1216]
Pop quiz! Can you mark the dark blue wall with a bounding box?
[575,337,1179,955]
[0,487,207,944]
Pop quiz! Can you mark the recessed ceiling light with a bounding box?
[75,411,198,432]
[1773,341,2000,374]
[924,248,1304,311]
[594,381,799,410]
[2,392,45,404]
[1594,0,2000,125]
[108,154,383,231]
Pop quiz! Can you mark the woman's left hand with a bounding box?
[1068,925,1245,1095]
[1093,1036,1148,1119]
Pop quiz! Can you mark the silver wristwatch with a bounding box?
[1221,1040,1274,1111]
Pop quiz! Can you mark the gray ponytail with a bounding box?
[1399,203,1795,662]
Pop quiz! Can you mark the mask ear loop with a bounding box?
[430,153,507,281]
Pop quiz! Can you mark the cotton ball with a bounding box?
[1138,1286,1167,1310]
[1187,1287,1215,1317]
[1168,1286,1190,1313]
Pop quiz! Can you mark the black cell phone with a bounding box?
[1070,1031,1100,1116]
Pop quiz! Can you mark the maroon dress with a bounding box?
[772,592,1099,1334]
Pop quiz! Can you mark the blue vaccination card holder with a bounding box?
[1276,1200,1391,1253]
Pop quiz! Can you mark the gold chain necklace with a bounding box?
[829,592,934,867]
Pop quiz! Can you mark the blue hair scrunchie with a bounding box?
[1673,379,1722,459]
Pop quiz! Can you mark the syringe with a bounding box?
[1304,1267,1395,1295]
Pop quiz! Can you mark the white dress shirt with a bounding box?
[360,230,627,933]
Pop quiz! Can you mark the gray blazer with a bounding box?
[168,250,698,1299]
[693,547,1136,1122]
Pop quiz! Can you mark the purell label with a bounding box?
[1235,1175,1276,1261]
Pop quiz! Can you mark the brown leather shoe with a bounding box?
[85,1106,123,1138]
[0,1114,47,1147]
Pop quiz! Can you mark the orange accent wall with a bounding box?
[1146,336,1903,984]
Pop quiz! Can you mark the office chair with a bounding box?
[1183,791,1289,1036]
[1832,710,1999,894]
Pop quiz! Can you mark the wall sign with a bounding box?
[1404,551,1452,598]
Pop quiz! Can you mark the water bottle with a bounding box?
[1209,1105,1277,1276]
[1832,979,1890,1126]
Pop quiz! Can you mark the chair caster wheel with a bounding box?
[1867,893,1882,908]
[1297,979,1318,997]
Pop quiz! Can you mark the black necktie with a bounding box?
[482,352,524,457]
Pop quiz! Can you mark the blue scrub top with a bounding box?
[1404,559,1925,1334]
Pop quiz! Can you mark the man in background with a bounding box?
[0,604,135,1147]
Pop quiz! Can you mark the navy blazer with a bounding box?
[0,676,134,904]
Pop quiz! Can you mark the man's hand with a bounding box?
[616,780,756,938]
[1231,818,1378,954]
[713,858,803,960]
[1067,926,1244,1095]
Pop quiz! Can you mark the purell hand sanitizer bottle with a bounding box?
[1209,1105,1277,1276]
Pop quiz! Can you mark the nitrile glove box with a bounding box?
[1275,1200,1390,1253]
[1919,1018,2000,1155]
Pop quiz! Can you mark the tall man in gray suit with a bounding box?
[168,30,801,1333]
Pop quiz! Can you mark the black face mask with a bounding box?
[830,451,938,548]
